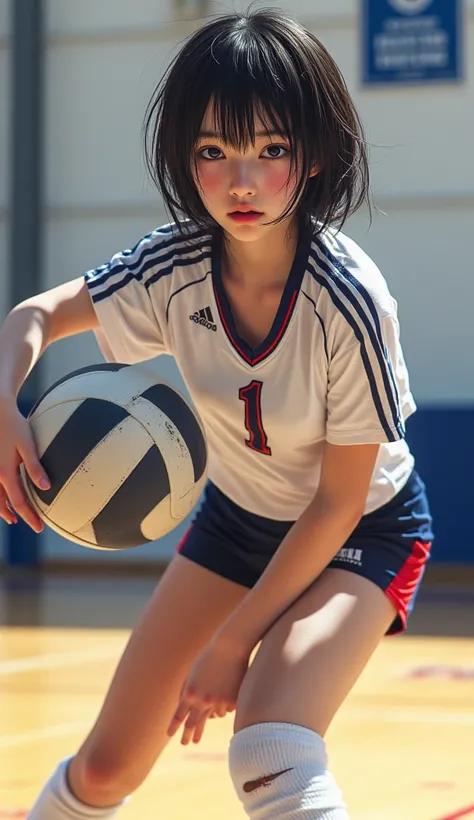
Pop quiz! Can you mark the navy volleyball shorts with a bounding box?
[177,469,434,635]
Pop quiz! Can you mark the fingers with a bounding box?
[210,704,233,719]
[0,467,44,532]
[0,485,17,525]
[168,697,232,746]
[168,701,207,745]
[0,411,49,531]
[167,698,194,738]
[182,706,211,746]
[191,710,211,745]
[215,704,229,718]
[17,434,50,492]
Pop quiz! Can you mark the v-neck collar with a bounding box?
[211,226,311,368]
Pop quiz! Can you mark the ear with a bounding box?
[309,164,321,179]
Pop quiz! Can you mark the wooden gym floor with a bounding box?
[1,568,474,820]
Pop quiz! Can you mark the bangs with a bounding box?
[144,9,370,233]
[202,87,292,153]
[193,39,304,154]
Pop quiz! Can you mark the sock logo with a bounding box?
[243,768,294,793]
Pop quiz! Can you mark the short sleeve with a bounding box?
[85,232,167,364]
[325,310,416,445]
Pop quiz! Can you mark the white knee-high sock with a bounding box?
[27,758,127,819]
[228,722,349,818]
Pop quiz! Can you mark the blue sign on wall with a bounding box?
[362,0,463,85]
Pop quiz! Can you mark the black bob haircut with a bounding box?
[144,7,370,235]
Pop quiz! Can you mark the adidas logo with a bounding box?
[189,306,217,332]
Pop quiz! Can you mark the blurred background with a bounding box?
[1,0,472,573]
[0,3,473,818]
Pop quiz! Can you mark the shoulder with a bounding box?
[119,220,213,283]
[86,220,213,302]
[304,226,396,320]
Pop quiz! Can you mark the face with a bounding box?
[193,105,305,242]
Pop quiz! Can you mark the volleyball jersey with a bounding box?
[85,221,416,520]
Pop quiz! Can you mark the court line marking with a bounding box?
[434,805,474,820]
[0,648,120,676]
[1,706,474,752]
[345,708,474,726]
[0,719,191,776]
[1,707,473,751]
[0,721,205,780]
[0,721,89,749]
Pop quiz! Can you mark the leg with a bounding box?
[229,569,396,818]
[28,554,247,816]
[235,569,395,735]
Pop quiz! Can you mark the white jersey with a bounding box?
[85,221,416,520]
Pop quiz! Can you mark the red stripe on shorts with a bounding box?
[385,539,431,631]
[177,526,192,553]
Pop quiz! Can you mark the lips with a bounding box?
[228,210,263,223]
[229,208,263,215]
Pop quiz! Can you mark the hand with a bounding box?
[0,397,50,532]
[167,640,251,745]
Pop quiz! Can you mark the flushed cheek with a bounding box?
[264,164,295,199]
[195,163,225,200]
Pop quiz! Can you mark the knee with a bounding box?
[69,748,144,804]
[228,721,328,797]
[228,722,348,818]
[234,678,331,738]
[234,676,284,734]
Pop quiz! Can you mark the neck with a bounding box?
[221,217,300,288]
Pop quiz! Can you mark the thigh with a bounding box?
[235,568,396,737]
[74,554,247,790]
[327,469,433,635]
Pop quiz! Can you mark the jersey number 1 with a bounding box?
[239,380,272,456]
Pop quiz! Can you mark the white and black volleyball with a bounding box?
[20,363,207,550]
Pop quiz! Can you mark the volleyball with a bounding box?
[20,363,207,550]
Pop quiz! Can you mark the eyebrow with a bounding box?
[197,129,287,139]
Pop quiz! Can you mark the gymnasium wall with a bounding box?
[0,2,8,310]
[1,1,473,565]
[0,2,10,562]
[39,1,208,564]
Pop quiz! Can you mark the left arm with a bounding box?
[214,441,379,656]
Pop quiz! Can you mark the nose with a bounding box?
[229,160,257,199]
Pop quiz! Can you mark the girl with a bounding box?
[0,8,433,819]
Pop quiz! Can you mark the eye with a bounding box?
[261,144,290,159]
[198,146,224,161]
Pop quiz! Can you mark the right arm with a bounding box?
[0,277,98,530]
